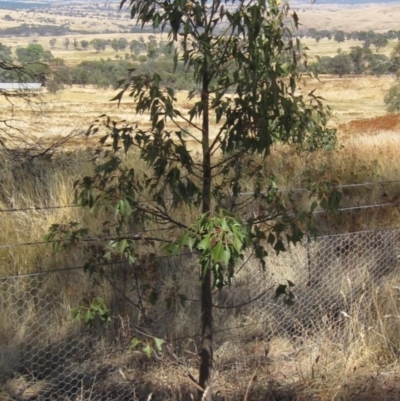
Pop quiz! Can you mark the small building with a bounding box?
[0,83,42,92]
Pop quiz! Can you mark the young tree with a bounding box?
[73,38,79,50]
[49,0,338,399]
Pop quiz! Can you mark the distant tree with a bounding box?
[307,28,317,38]
[117,37,128,52]
[386,30,398,40]
[388,42,400,74]
[371,34,388,52]
[47,80,61,94]
[159,41,174,56]
[334,31,345,43]
[91,38,107,53]
[369,54,390,76]
[50,58,65,68]
[355,30,368,42]
[63,38,70,50]
[362,30,376,49]
[111,38,119,52]
[384,83,400,112]
[49,38,57,49]
[24,62,51,84]
[0,42,12,62]
[349,46,371,74]
[148,35,156,44]
[328,53,352,77]
[80,40,90,50]
[73,38,78,50]
[147,43,158,59]
[70,66,89,86]
[319,30,332,40]
[54,66,72,86]
[16,44,53,64]
[311,56,332,74]
[129,39,141,55]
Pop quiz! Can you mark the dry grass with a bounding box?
[2,228,400,400]
[1,3,400,400]
[297,3,400,32]
[1,34,400,399]
[2,1,400,38]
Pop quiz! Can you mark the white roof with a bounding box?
[0,83,42,90]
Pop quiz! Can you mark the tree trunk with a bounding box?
[199,267,213,400]
[199,73,213,401]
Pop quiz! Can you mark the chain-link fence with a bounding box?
[1,228,400,400]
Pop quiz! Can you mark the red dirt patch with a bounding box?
[340,113,400,136]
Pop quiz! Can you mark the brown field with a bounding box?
[1,1,399,66]
[296,2,400,32]
[2,1,400,34]
[0,74,393,145]
[0,6,134,34]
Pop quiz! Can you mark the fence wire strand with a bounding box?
[1,179,400,213]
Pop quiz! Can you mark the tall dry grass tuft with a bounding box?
[0,151,99,276]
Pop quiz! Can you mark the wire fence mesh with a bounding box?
[1,228,400,400]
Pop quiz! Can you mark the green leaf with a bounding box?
[71,307,80,320]
[212,241,224,264]
[221,248,231,266]
[143,344,153,358]
[154,337,165,352]
[233,236,243,253]
[131,338,140,349]
[84,310,94,324]
[186,236,195,252]
[198,234,211,251]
